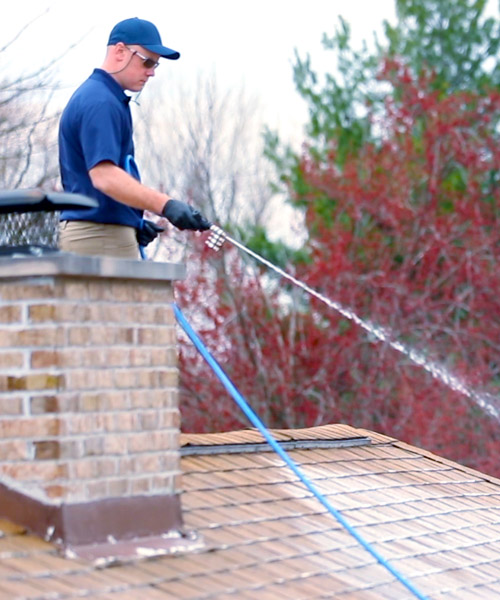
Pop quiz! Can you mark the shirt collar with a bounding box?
[90,69,131,106]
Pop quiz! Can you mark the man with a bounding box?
[58,17,210,259]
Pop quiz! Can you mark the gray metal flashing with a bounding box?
[0,251,185,281]
[180,436,371,456]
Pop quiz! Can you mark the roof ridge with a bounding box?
[180,423,372,450]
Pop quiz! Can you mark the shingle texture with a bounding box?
[1,423,500,599]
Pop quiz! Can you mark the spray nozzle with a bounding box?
[206,225,226,251]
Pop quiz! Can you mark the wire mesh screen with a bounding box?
[0,212,59,248]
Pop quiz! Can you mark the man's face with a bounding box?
[119,45,161,92]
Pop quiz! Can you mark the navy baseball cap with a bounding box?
[108,17,180,60]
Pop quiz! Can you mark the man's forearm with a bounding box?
[89,161,169,215]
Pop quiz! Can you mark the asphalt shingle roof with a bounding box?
[1,423,500,599]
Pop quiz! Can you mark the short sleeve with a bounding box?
[79,101,126,171]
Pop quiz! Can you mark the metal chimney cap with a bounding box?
[0,189,98,214]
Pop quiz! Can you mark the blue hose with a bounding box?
[174,303,428,600]
[124,154,147,260]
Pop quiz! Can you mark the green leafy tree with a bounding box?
[384,0,500,91]
[266,0,500,176]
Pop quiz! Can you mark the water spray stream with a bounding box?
[206,225,500,422]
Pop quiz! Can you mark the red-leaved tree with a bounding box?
[176,57,500,477]
[287,58,500,472]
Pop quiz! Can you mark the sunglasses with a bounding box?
[125,46,160,70]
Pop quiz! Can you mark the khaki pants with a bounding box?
[59,221,140,260]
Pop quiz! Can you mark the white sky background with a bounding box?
[3,0,400,145]
[4,0,500,145]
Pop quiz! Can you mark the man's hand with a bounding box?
[162,199,211,231]
[136,219,164,247]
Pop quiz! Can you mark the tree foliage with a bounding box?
[135,75,275,225]
[179,0,500,478]
[385,0,500,92]
[0,13,68,246]
[0,12,65,191]
[288,58,500,472]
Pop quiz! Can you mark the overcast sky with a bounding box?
[4,0,400,142]
[5,0,498,144]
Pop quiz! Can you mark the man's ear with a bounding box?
[112,42,127,62]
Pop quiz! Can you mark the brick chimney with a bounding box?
[0,252,196,562]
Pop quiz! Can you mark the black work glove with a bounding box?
[162,199,211,231]
[136,219,164,247]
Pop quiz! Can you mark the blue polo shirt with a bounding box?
[59,69,142,228]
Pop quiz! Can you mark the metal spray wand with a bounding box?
[205,224,500,421]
